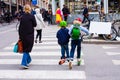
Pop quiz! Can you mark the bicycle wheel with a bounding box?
[16,21,20,31]
[118,27,120,37]
[103,27,117,40]
[113,20,120,37]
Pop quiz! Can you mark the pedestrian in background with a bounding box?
[56,21,70,65]
[82,5,90,23]
[62,4,70,22]
[47,9,53,25]
[68,18,89,69]
[31,8,36,15]
[18,4,37,69]
[56,6,63,24]
[42,9,49,23]
[34,7,46,43]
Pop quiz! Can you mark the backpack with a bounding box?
[71,26,80,40]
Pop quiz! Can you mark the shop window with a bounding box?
[64,0,85,14]
[108,0,119,13]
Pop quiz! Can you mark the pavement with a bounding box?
[82,36,120,44]
[0,21,120,44]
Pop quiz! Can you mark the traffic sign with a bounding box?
[32,0,37,5]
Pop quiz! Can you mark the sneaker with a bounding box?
[77,60,81,66]
[59,59,65,65]
[39,41,42,43]
[66,58,70,62]
[22,65,29,69]
[69,61,72,69]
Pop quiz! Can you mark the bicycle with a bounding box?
[0,15,8,26]
[103,19,120,40]
[92,11,119,41]
[101,11,120,41]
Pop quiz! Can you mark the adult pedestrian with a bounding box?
[31,8,36,15]
[47,9,53,25]
[62,4,70,22]
[68,18,89,69]
[15,9,24,21]
[56,21,70,65]
[18,4,37,69]
[82,5,90,23]
[34,7,46,43]
[56,6,63,24]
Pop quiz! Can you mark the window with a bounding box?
[65,0,85,14]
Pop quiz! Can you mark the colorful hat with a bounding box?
[73,20,81,25]
[59,21,67,27]
[75,18,82,22]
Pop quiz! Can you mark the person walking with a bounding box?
[56,21,70,65]
[47,9,53,25]
[62,4,70,22]
[18,4,37,69]
[82,5,90,23]
[34,7,46,43]
[55,6,63,24]
[68,18,89,69]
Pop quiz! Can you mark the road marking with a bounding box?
[0,28,15,34]
[0,52,60,56]
[4,46,60,50]
[0,70,86,79]
[0,24,86,80]
[112,60,120,65]
[0,52,83,56]
[102,46,117,49]
[11,41,58,46]
[106,52,120,55]
[0,59,85,65]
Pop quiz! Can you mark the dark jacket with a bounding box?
[19,13,37,52]
[56,28,70,45]
[83,7,88,16]
[62,7,70,16]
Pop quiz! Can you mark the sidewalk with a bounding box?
[83,37,120,44]
[49,24,120,44]
[1,22,120,44]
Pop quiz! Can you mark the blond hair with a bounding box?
[24,4,31,13]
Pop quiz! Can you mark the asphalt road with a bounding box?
[0,23,120,80]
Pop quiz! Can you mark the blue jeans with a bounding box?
[70,39,81,60]
[21,52,32,66]
[60,44,69,59]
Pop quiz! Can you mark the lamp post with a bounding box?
[16,0,19,12]
[9,0,11,13]
[104,0,108,14]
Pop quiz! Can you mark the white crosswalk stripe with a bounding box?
[0,26,86,80]
[104,46,120,66]
[102,46,118,49]
[106,52,120,56]
[0,59,85,65]
[112,60,120,65]
[106,52,120,65]
[0,70,86,79]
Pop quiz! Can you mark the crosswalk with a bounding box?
[0,26,86,80]
[103,46,120,66]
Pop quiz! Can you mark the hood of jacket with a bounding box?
[35,8,40,14]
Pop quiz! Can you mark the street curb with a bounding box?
[82,39,120,44]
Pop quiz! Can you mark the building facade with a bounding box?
[0,0,119,16]
[48,0,120,15]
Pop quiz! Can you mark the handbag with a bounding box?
[17,39,23,53]
[13,43,18,53]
